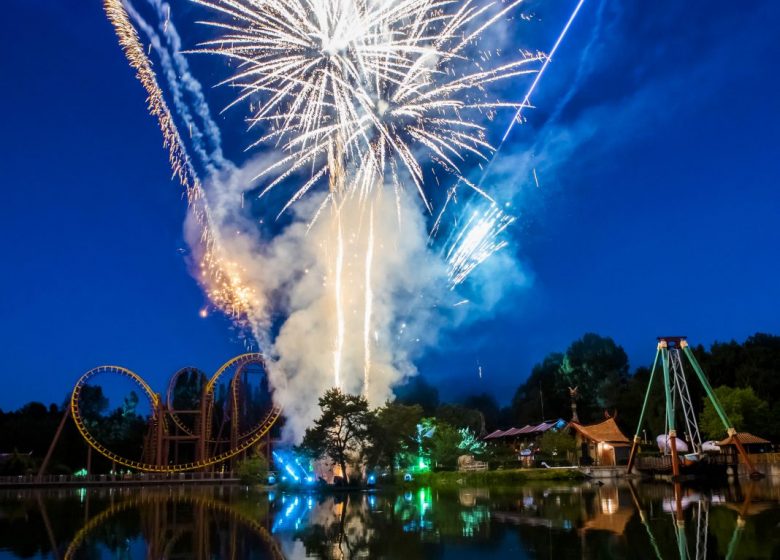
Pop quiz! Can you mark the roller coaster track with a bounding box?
[63,491,285,560]
[165,366,207,437]
[69,354,281,473]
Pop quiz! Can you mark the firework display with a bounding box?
[103,0,581,432]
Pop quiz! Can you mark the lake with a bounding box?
[2,480,780,558]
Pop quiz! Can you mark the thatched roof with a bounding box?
[570,418,630,446]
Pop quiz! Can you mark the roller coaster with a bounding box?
[40,354,282,475]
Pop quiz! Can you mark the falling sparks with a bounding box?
[192,0,544,214]
[363,202,375,398]
[445,202,516,286]
[103,0,267,330]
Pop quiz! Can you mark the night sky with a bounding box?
[1,0,778,410]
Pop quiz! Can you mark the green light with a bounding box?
[74,468,88,477]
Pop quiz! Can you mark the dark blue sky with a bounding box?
[1,0,778,410]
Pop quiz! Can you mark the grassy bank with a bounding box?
[394,468,585,489]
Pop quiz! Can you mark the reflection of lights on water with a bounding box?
[418,488,431,513]
[78,487,86,503]
[368,495,377,509]
[285,498,299,517]
[460,507,489,538]
[600,498,617,515]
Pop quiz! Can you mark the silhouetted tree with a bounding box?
[366,402,422,474]
[461,393,500,432]
[299,389,374,481]
[511,353,566,425]
[434,403,482,434]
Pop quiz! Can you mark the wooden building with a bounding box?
[717,432,772,455]
[569,418,630,466]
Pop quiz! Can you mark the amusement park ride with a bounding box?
[39,353,282,475]
[626,337,763,479]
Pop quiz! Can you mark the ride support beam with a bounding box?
[155,398,165,467]
[661,345,681,478]
[198,387,209,463]
[38,407,71,479]
[627,347,661,474]
[681,342,763,478]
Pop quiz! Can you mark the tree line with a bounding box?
[395,332,780,443]
[2,332,779,475]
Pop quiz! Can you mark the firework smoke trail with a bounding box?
[363,202,375,397]
[332,205,346,390]
[103,0,277,350]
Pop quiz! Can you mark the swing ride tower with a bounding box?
[626,337,762,479]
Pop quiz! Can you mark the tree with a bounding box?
[425,421,461,470]
[78,385,109,429]
[434,404,483,434]
[558,333,629,421]
[457,428,486,457]
[537,430,576,465]
[299,389,374,481]
[700,386,770,439]
[461,393,500,433]
[511,353,566,425]
[367,402,423,474]
[235,453,269,485]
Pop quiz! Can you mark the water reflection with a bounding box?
[2,480,780,559]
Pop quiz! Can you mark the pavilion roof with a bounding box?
[483,429,507,440]
[569,418,630,445]
[717,432,770,446]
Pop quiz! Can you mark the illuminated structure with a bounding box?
[41,354,281,474]
[626,337,762,478]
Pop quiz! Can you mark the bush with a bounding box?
[235,454,269,485]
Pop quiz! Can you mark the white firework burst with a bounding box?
[191,0,542,215]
